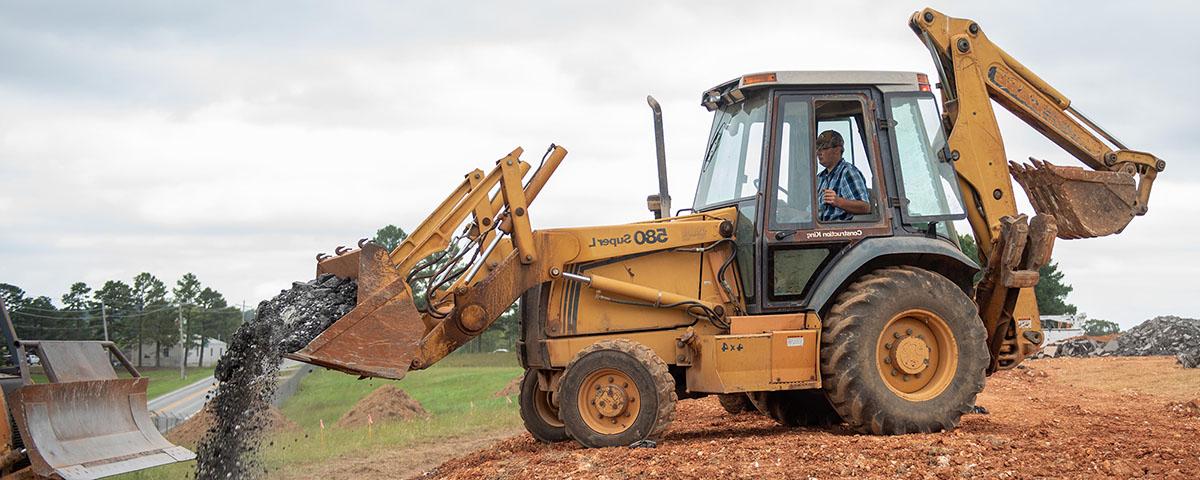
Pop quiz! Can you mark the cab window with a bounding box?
[694,95,768,210]
[770,96,814,228]
[815,99,878,223]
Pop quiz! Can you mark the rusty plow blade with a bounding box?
[284,242,427,380]
[9,342,195,479]
[1009,158,1138,239]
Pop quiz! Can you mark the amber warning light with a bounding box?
[742,73,777,86]
[917,73,932,92]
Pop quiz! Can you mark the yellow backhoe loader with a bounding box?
[0,300,195,479]
[283,7,1163,447]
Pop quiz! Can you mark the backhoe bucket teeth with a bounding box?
[285,242,427,380]
[8,342,195,479]
[1009,158,1138,239]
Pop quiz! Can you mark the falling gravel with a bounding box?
[194,274,356,480]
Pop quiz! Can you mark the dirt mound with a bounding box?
[169,405,299,447]
[337,384,428,427]
[1167,399,1200,418]
[427,357,1200,479]
[493,377,521,398]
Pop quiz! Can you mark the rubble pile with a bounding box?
[1035,316,1199,367]
[1114,316,1200,368]
[195,274,357,480]
[1044,336,1118,358]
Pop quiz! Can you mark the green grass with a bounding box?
[28,366,215,400]
[116,352,523,479]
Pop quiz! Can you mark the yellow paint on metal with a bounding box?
[577,368,640,435]
[875,309,957,401]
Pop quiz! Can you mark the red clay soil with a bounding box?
[167,405,298,447]
[493,377,521,398]
[337,384,429,427]
[424,357,1200,479]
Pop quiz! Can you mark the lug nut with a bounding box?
[885,342,893,349]
[891,370,898,377]
[608,376,614,383]
[906,328,913,335]
[903,374,910,381]
[894,332,902,339]
[884,358,892,365]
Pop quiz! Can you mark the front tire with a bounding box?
[558,340,676,448]
[820,266,988,435]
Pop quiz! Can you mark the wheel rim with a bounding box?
[875,308,958,401]
[577,368,641,435]
[533,384,564,428]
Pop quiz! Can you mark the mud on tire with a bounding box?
[820,266,988,435]
[518,369,570,443]
[558,340,676,448]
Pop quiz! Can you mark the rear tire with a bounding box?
[747,390,841,427]
[717,393,754,415]
[820,266,988,435]
[518,369,570,443]
[559,340,676,448]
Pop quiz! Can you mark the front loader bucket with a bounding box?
[1010,158,1138,239]
[8,342,194,479]
[284,242,427,380]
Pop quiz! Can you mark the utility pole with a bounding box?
[101,301,109,341]
[177,304,186,380]
[101,301,111,365]
[242,300,247,322]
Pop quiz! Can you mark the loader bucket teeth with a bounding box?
[8,342,195,479]
[1009,158,1138,239]
[285,242,427,380]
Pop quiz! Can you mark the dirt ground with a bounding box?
[421,357,1200,479]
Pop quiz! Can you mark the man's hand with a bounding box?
[822,189,840,208]
[823,188,871,214]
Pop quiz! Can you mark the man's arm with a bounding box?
[830,164,872,214]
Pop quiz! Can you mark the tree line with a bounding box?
[0,272,245,368]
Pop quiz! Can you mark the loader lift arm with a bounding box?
[286,146,734,380]
[910,8,1166,370]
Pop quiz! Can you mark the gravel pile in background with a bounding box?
[1114,316,1200,368]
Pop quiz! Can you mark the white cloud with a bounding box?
[1,1,1196,328]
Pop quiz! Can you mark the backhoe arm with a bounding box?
[909,8,1166,370]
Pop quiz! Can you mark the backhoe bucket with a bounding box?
[1009,158,1138,239]
[9,341,194,479]
[284,242,427,380]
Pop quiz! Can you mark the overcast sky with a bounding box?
[1,1,1196,327]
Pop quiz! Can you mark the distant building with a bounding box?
[1042,314,1085,344]
[133,336,227,367]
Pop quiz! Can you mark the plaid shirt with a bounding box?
[817,159,869,221]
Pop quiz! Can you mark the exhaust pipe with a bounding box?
[646,95,671,219]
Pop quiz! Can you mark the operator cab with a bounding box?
[692,71,968,314]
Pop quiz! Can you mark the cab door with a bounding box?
[760,91,893,311]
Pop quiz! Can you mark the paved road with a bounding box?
[147,359,305,433]
[148,375,216,433]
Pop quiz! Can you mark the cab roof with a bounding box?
[702,70,928,110]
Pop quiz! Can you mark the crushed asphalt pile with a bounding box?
[194,274,356,480]
[336,384,429,427]
[1115,316,1200,367]
[1037,316,1200,368]
[168,404,298,447]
